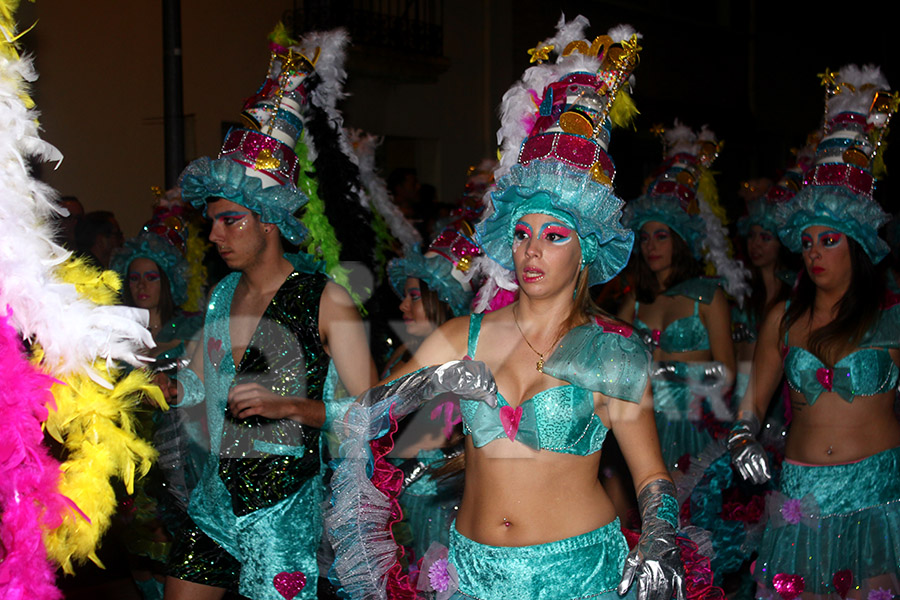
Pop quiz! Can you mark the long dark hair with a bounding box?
[746,243,795,326]
[122,262,176,327]
[780,236,885,366]
[634,228,703,303]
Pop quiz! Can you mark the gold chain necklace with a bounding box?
[513,306,563,373]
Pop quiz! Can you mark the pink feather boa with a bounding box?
[0,307,68,600]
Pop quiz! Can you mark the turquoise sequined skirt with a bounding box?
[447,519,632,600]
[754,447,900,599]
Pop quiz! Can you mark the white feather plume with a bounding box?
[0,46,152,384]
[697,197,751,304]
[345,128,421,248]
[829,64,889,118]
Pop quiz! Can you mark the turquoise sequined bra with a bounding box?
[783,302,900,404]
[459,313,650,455]
[633,277,719,354]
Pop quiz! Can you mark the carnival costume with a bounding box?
[323,16,708,600]
[625,122,744,465]
[461,18,667,600]
[165,26,355,600]
[732,136,814,360]
[727,64,900,600]
[625,122,764,578]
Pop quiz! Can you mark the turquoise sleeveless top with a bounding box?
[633,277,720,353]
[459,313,650,455]
[784,303,900,404]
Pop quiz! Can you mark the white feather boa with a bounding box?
[345,128,421,248]
[0,50,152,386]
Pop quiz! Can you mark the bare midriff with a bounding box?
[454,436,616,547]
[785,389,900,465]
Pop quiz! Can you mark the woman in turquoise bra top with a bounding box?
[729,64,900,600]
[324,19,700,600]
[619,122,739,472]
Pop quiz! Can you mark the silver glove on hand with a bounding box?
[727,414,771,484]
[356,360,497,419]
[618,479,685,600]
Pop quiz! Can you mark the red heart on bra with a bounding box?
[273,571,306,600]
[499,405,523,442]
[816,367,833,391]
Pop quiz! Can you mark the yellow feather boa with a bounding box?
[40,257,165,573]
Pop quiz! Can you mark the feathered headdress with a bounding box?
[476,15,640,289]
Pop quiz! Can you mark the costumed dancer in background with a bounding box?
[733,140,813,407]
[619,121,754,579]
[163,27,377,600]
[729,64,900,600]
[110,199,207,599]
[0,7,165,599]
[384,221,482,563]
[620,121,744,469]
[325,17,713,600]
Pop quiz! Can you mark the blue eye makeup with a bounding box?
[214,211,249,226]
[513,222,532,243]
[538,223,574,244]
[819,231,843,247]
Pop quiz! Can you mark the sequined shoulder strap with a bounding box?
[466,313,484,359]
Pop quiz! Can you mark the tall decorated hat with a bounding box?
[178,26,318,245]
[475,15,640,287]
[777,64,897,263]
[388,221,482,317]
[738,133,818,237]
[627,121,749,300]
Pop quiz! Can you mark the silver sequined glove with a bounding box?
[618,479,685,600]
[727,414,771,484]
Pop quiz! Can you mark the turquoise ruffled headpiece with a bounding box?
[111,232,190,306]
[625,122,721,261]
[475,18,641,289]
[777,64,896,264]
[477,160,634,286]
[626,195,706,259]
[180,155,308,244]
[777,186,890,263]
[388,224,481,317]
[388,248,474,317]
[737,198,780,237]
